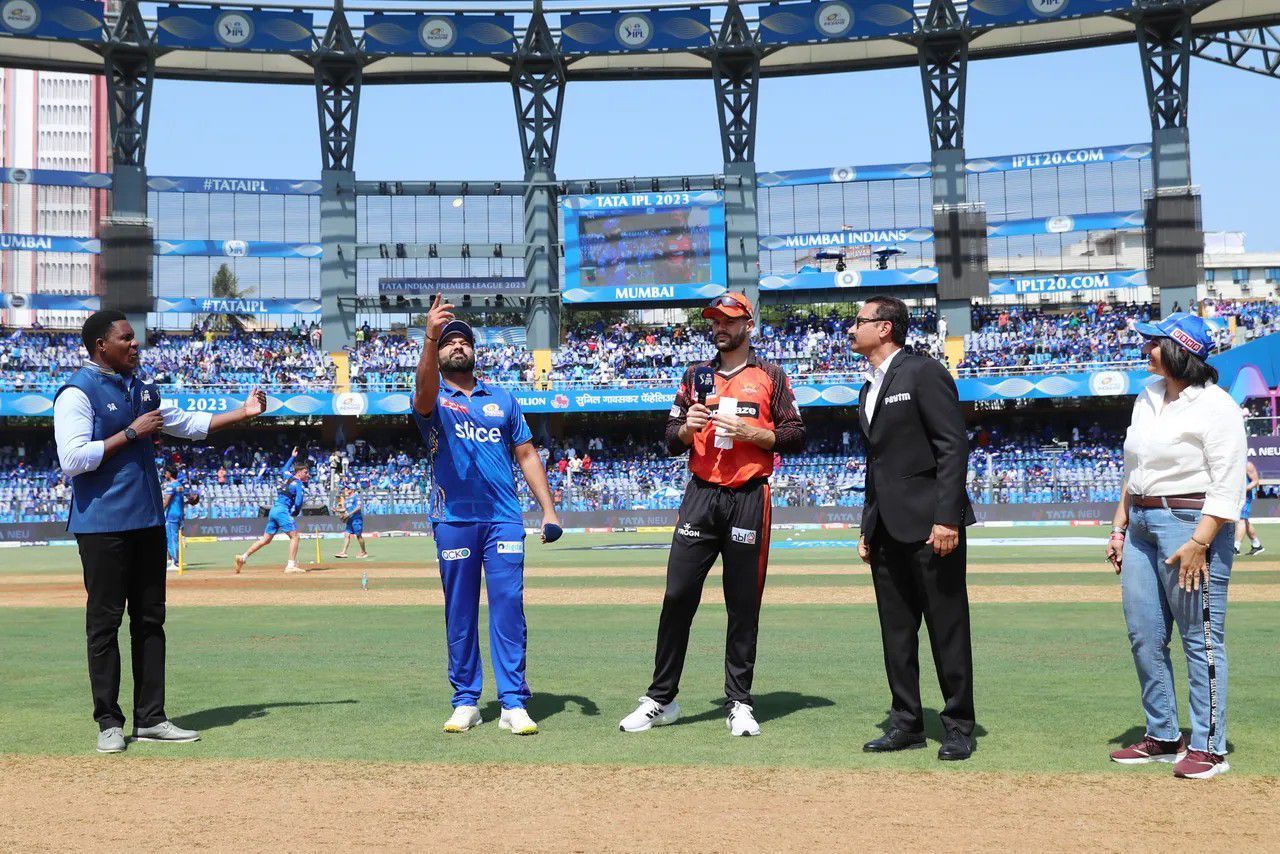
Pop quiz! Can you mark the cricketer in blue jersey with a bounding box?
[235,447,312,574]
[413,297,560,736]
[334,485,369,559]
[162,465,186,570]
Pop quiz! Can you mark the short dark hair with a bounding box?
[81,310,128,354]
[294,459,311,473]
[164,465,179,479]
[1157,338,1218,386]
[863,295,908,346]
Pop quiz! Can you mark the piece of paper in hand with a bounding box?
[715,396,737,450]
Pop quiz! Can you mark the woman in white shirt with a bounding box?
[1105,313,1245,780]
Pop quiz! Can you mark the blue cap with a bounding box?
[1132,312,1213,359]
[438,319,474,347]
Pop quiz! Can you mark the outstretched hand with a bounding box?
[243,388,267,418]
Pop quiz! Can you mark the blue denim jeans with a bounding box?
[1122,505,1232,754]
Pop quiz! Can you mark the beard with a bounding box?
[713,327,749,352]
[441,350,475,372]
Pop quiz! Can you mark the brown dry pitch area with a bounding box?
[2,755,1277,852]
[4,559,1280,608]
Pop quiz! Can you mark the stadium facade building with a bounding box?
[0,65,108,327]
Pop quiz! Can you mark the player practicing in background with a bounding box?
[235,447,310,574]
[1235,460,1265,556]
[334,484,369,559]
[162,465,186,572]
[413,294,561,737]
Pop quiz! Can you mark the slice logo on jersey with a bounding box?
[440,548,472,561]
[734,402,760,419]
[482,403,504,418]
[731,527,757,545]
[440,399,469,414]
[453,422,503,444]
[496,540,524,554]
[678,523,701,539]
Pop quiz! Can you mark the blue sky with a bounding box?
[149,43,1280,249]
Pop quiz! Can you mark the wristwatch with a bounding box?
[124,427,138,441]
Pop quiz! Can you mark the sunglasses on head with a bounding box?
[707,295,747,311]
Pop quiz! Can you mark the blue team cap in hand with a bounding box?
[542,522,563,544]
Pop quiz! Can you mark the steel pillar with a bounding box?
[714,3,762,303]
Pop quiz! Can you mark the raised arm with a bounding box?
[413,294,454,418]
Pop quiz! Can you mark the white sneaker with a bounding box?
[618,697,680,732]
[443,705,482,733]
[499,707,539,735]
[726,701,761,737]
[284,562,306,574]
[166,562,179,573]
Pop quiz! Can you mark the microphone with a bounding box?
[693,366,716,405]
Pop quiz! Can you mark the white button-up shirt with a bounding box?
[862,347,901,422]
[54,361,214,479]
[1123,379,1247,520]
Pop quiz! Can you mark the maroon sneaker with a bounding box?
[1110,735,1187,765]
[1174,750,1230,779]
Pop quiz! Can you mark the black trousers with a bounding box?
[76,526,169,731]
[648,477,771,707]
[869,529,975,736]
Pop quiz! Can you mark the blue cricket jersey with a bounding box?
[412,378,533,523]
[345,493,362,518]
[164,480,186,522]
[273,454,306,516]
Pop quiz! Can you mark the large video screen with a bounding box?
[561,191,726,299]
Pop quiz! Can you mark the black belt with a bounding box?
[691,475,769,492]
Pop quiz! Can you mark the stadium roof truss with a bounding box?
[1,0,1279,84]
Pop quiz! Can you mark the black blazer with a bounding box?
[857,350,976,543]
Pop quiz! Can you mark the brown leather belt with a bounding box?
[1130,493,1206,510]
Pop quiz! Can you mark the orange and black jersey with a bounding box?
[664,349,806,488]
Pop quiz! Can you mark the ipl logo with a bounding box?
[829,166,856,183]
[419,17,457,52]
[0,0,39,34]
[222,240,248,258]
[1028,0,1068,18]
[214,11,254,48]
[1045,215,1074,234]
[815,2,854,38]
[615,14,653,49]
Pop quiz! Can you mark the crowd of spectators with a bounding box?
[1,299,1277,396]
[5,418,1261,524]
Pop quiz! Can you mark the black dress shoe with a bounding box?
[938,729,974,761]
[863,728,927,752]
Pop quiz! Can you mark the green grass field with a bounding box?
[3,525,1278,775]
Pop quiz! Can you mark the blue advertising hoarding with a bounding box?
[986,210,1143,238]
[560,8,712,53]
[988,269,1148,296]
[0,166,111,189]
[152,298,322,315]
[759,226,933,251]
[561,190,727,303]
[758,1,915,45]
[361,13,516,55]
[0,0,102,41]
[759,267,939,291]
[0,369,1157,418]
[760,143,1150,188]
[0,233,98,253]
[0,293,99,311]
[156,7,313,51]
[153,240,322,259]
[967,0,1132,29]
[147,175,322,195]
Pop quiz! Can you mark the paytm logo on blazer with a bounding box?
[883,392,912,406]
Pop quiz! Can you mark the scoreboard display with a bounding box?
[561,191,726,297]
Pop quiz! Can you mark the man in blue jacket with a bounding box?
[54,310,266,754]
[235,446,311,574]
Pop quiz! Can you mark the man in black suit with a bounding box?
[850,295,977,760]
